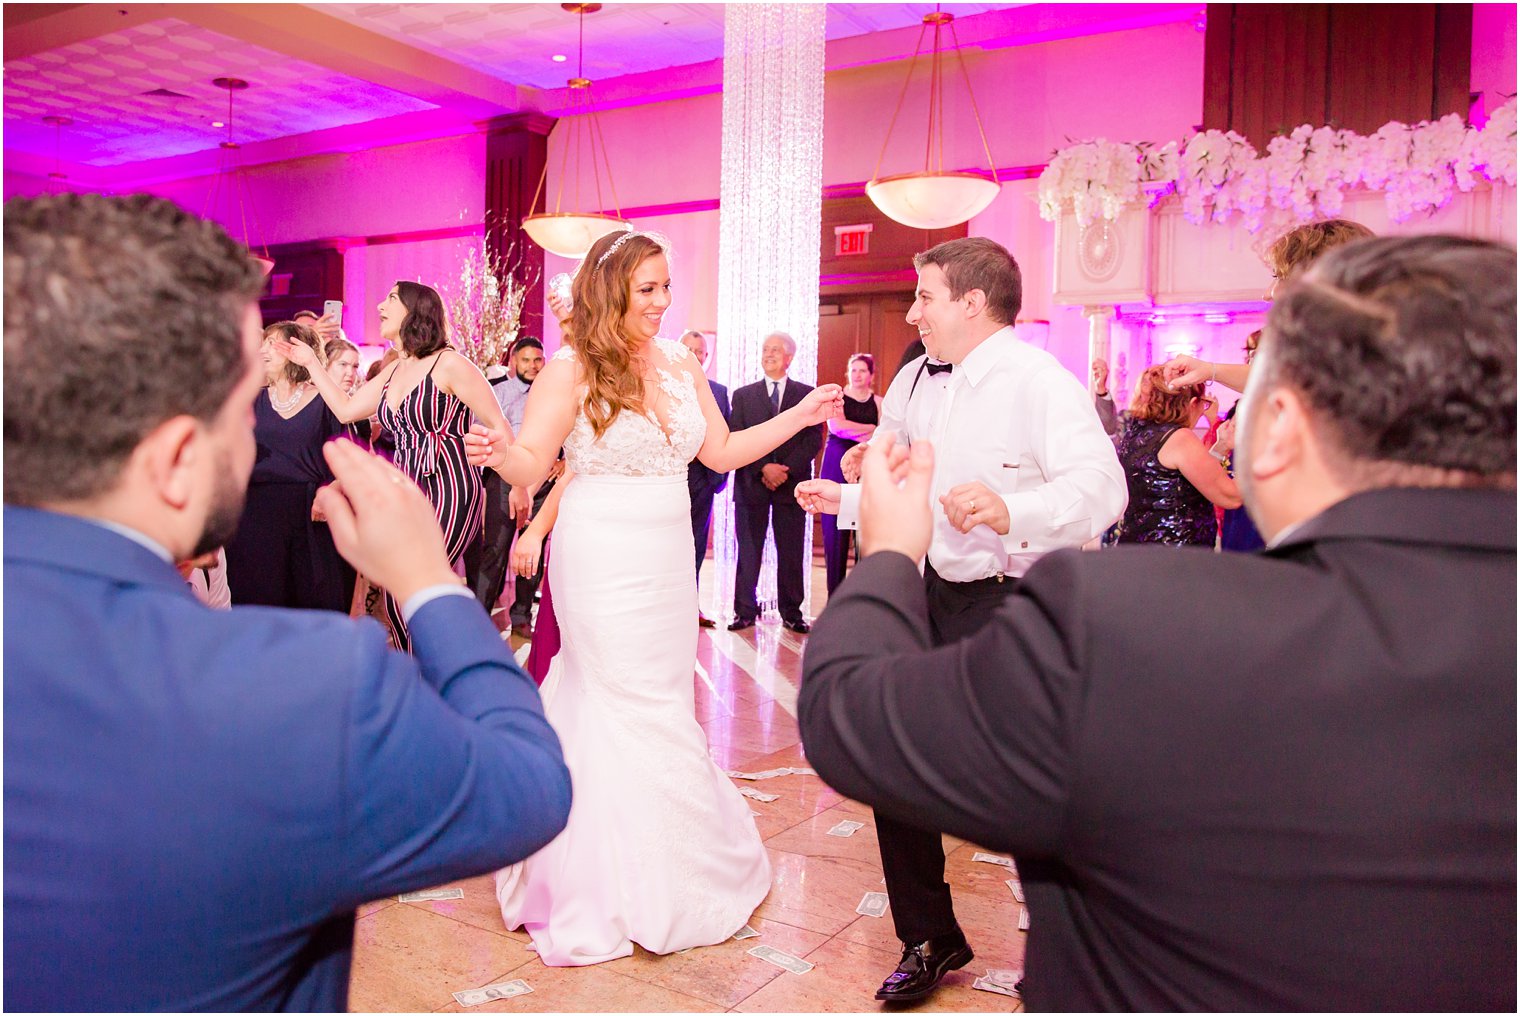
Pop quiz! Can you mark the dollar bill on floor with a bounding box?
[785,766,816,776]
[748,944,814,974]
[452,979,533,1006]
[856,891,889,918]
[827,819,865,837]
[738,786,779,803]
[727,767,792,781]
[733,924,761,940]
[971,852,1014,867]
[1006,877,1025,903]
[1018,907,1030,931]
[972,969,1022,999]
[398,888,464,902]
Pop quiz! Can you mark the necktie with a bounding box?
[924,361,953,376]
[770,380,782,412]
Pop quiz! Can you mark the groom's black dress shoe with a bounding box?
[873,928,973,1002]
[727,617,755,632]
[782,619,811,634]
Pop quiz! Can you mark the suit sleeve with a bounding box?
[729,387,761,478]
[798,551,1086,855]
[336,595,570,904]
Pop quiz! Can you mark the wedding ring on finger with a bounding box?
[969,499,977,514]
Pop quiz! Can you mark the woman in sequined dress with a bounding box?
[1115,365,1241,547]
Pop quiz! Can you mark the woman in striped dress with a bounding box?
[278,280,510,649]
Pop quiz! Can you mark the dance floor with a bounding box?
[347,560,1027,1013]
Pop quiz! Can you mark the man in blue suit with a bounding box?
[3,194,572,1012]
[680,329,730,627]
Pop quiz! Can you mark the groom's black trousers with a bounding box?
[875,559,1020,945]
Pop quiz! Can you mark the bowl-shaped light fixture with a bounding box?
[523,4,633,259]
[521,212,632,260]
[866,170,1001,230]
[866,11,1001,230]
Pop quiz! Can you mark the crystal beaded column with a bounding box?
[709,2,826,626]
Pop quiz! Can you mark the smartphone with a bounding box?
[322,299,343,323]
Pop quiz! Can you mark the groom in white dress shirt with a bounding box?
[796,236,1126,1003]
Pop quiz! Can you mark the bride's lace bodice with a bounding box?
[556,338,707,477]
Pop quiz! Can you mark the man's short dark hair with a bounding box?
[1259,234,1516,487]
[292,309,320,323]
[913,237,1022,325]
[4,193,266,506]
[510,337,544,357]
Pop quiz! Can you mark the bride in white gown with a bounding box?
[467,230,842,965]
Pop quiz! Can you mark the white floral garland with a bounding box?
[1038,98,1516,232]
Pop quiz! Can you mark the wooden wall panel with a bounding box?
[1205,4,1472,146]
[260,243,343,327]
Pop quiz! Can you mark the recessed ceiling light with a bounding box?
[211,120,225,127]
[551,54,567,62]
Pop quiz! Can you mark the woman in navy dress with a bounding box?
[224,321,348,610]
[819,353,882,593]
[280,281,511,649]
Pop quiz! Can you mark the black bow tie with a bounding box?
[924,361,953,376]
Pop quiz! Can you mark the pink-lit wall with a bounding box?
[1471,3,1518,124]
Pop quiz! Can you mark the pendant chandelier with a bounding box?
[865,8,1001,230]
[521,3,633,259]
[42,115,72,189]
[203,77,274,276]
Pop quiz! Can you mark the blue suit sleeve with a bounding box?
[338,595,570,904]
[712,381,731,494]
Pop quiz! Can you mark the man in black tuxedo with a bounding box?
[728,331,822,634]
[681,330,730,627]
[799,235,1516,1011]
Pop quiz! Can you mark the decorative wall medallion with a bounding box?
[1078,219,1122,282]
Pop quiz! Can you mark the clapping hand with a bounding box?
[858,432,934,560]
[839,442,866,483]
[315,439,459,604]
[465,423,510,470]
[796,384,845,426]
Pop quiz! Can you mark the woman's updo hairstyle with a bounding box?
[566,230,673,439]
[395,280,450,358]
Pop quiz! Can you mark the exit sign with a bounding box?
[834,223,873,257]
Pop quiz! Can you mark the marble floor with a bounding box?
[347,560,1027,1013]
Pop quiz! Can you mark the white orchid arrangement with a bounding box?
[1038,98,1517,232]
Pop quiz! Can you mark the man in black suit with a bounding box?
[799,235,1516,1011]
[728,331,822,634]
[681,330,730,627]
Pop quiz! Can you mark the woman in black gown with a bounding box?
[224,321,349,610]
[820,353,883,593]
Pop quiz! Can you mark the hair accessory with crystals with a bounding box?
[594,230,639,271]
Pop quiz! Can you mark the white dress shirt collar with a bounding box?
[955,324,1017,388]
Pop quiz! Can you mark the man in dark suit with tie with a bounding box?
[728,331,822,634]
[800,235,1516,1011]
[681,329,730,627]
[3,193,572,1012]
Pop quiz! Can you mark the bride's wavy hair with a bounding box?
[566,230,673,439]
